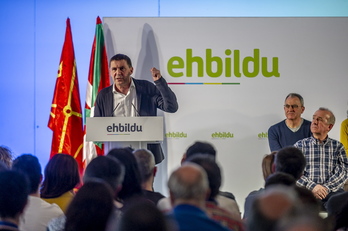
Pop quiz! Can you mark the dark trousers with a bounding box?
[321,188,345,211]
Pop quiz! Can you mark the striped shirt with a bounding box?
[294,136,348,192]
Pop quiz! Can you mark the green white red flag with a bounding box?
[48,18,84,172]
[83,16,110,166]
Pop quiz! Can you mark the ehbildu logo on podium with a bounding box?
[106,123,143,134]
[86,117,163,142]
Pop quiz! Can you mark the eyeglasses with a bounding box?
[284,104,300,109]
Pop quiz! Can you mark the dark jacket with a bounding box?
[94,77,178,117]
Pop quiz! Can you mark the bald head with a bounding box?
[168,163,209,204]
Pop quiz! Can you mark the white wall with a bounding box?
[1,0,348,214]
[104,17,348,213]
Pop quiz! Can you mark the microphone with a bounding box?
[111,103,120,117]
[131,103,140,117]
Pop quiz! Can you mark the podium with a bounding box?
[86,117,165,163]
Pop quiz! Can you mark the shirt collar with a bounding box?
[112,78,135,94]
[310,135,330,145]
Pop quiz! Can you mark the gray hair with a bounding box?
[318,107,335,125]
[285,93,304,106]
[133,149,155,183]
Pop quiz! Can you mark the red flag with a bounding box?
[83,16,110,166]
[48,18,84,172]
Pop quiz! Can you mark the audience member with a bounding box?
[167,163,230,231]
[159,142,240,217]
[0,171,29,231]
[12,154,63,231]
[107,147,146,211]
[341,111,348,191]
[181,141,217,163]
[275,207,328,231]
[243,151,277,219]
[40,154,80,213]
[187,155,244,230]
[294,107,348,210]
[340,111,348,152]
[262,151,277,180]
[181,141,240,216]
[83,155,125,199]
[133,149,165,204]
[293,186,321,215]
[64,180,114,231]
[246,170,318,227]
[83,155,126,231]
[264,172,296,188]
[246,185,299,231]
[244,146,306,220]
[268,93,311,151]
[274,146,306,180]
[0,145,14,168]
[118,201,170,231]
[83,155,125,229]
[48,155,125,231]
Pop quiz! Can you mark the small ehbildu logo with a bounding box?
[211,132,234,139]
[165,132,187,138]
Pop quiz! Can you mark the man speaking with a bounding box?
[93,54,178,163]
[94,54,178,117]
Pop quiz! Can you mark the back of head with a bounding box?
[65,180,114,231]
[83,156,125,194]
[0,145,13,168]
[262,152,277,180]
[119,201,168,231]
[168,163,209,203]
[275,207,328,231]
[133,149,155,184]
[265,172,296,188]
[12,154,41,194]
[247,185,298,231]
[186,154,221,200]
[0,170,29,219]
[185,141,216,160]
[107,148,143,200]
[275,147,306,180]
[41,154,80,198]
